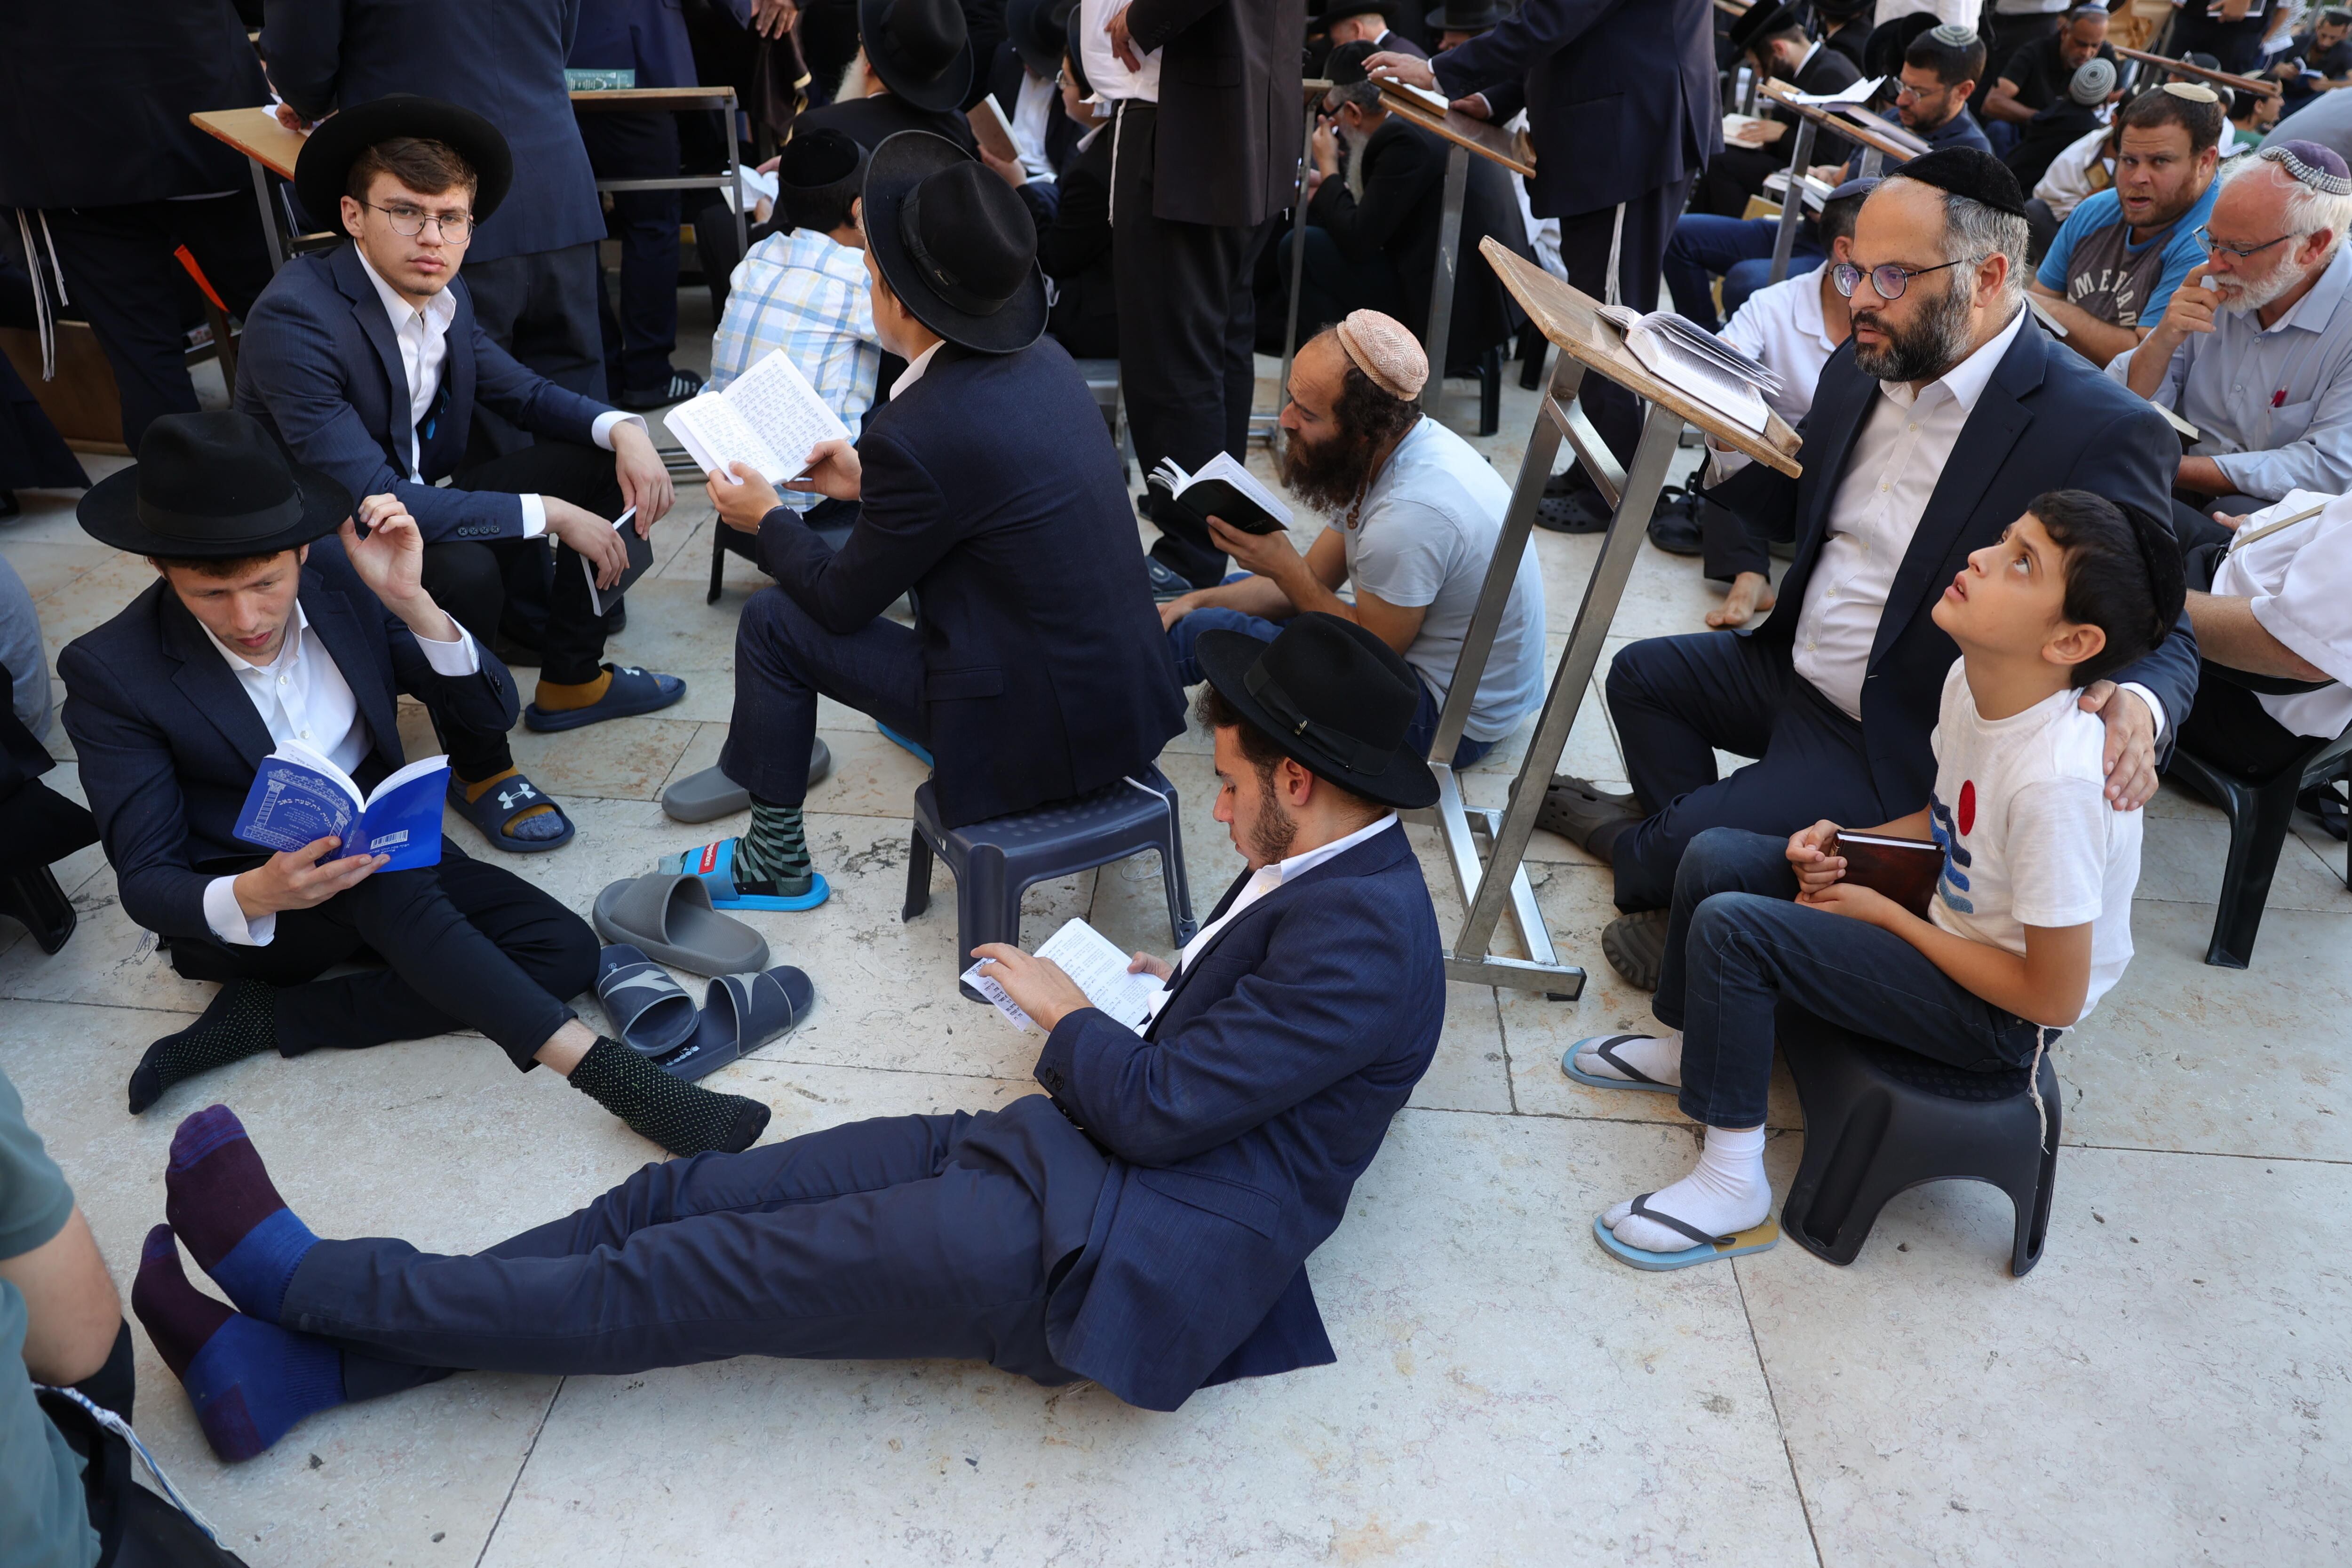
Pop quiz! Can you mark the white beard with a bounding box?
[2216,265,2301,316]
[835,50,876,104]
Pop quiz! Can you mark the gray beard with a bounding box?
[836,52,874,104]
[1851,279,1979,385]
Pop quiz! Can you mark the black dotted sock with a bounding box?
[129,980,277,1115]
[568,1037,770,1155]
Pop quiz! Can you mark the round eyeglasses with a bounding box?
[2193,225,2290,261]
[1831,256,1982,301]
[362,202,475,242]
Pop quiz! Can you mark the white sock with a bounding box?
[1574,1031,1682,1087]
[1604,1124,1770,1253]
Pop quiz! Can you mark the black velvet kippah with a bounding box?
[1887,146,2028,220]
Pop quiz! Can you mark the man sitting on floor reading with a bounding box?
[235,97,687,853]
[1160,311,1545,770]
[127,614,1447,1458]
[58,414,770,1157]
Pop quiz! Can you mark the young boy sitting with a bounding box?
[1561,490,2187,1268]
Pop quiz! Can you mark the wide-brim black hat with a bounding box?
[865,130,1047,353]
[79,411,351,559]
[1006,0,1071,80]
[293,94,514,237]
[1425,1,1508,32]
[1196,613,1440,811]
[1863,11,1942,82]
[859,0,975,113]
[1315,0,1400,23]
[1728,0,1800,56]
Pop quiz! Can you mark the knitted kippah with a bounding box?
[1929,22,1978,46]
[1335,310,1427,401]
[2261,139,2352,193]
[2069,58,2116,106]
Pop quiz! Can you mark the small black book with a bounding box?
[580,506,653,616]
[1147,453,1293,537]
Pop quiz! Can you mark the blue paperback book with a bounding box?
[233,741,449,872]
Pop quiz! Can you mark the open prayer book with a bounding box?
[962,918,1164,1035]
[1148,451,1293,536]
[1785,75,1882,109]
[1386,81,1453,116]
[1762,169,1835,211]
[1596,305,1782,433]
[666,347,850,487]
[233,742,448,872]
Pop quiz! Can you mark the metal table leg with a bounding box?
[1766,118,1818,287]
[1275,96,1321,420]
[1419,142,1469,421]
[249,156,287,273]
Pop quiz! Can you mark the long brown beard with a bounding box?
[1276,426,1384,516]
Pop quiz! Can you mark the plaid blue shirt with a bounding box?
[710,228,882,510]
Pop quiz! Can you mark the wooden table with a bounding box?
[1375,81,1535,422]
[571,86,747,268]
[1421,240,1798,995]
[2113,44,2283,98]
[190,108,312,269]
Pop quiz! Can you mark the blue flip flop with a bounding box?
[1561,1034,1681,1096]
[1592,1195,1780,1272]
[523,663,687,732]
[876,721,933,767]
[658,836,830,912]
[594,944,697,1055]
[655,965,816,1082]
[445,770,574,852]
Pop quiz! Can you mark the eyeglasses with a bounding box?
[1892,80,1939,101]
[1831,256,1983,301]
[363,202,474,242]
[2194,225,2290,261]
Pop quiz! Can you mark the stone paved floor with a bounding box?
[2,347,2347,1567]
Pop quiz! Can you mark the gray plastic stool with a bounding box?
[902,764,1198,997]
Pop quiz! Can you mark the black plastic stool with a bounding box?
[903,764,1198,997]
[1777,1003,2061,1277]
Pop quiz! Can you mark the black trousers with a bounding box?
[1553,176,1691,485]
[2179,670,2325,782]
[37,196,274,450]
[1690,146,1783,219]
[460,243,607,455]
[1697,480,1789,582]
[421,439,625,776]
[167,842,595,1067]
[578,110,684,397]
[280,1102,1104,1389]
[1604,630,1898,912]
[1112,103,1268,586]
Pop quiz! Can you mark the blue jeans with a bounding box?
[721,588,928,806]
[1662,214,1821,334]
[1653,828,2050,1129]
[1165,587,1498,770]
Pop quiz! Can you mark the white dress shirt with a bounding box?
[1142,813,1400,1025]
[199,605,478,948]
[1013,71,1058,181]
[2209,488,2352,739]
[1789,305,2167,740]
[889,339,946,399]
[1720,265,1842,432]
[352,250,648,538]
[1080,0,1160,104]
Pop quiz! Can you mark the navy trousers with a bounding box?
[720,587,928,806]
[1661,214,1821,335]
[1605,630,1895,912]
[578,110,684,397]
[1652,828,2048,1129]
[281,1101,1105,1386]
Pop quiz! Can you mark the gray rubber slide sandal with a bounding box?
[660,740,833,824]
[592,872,770,977]
[595,944,698,1055]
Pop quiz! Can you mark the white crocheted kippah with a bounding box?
[1334,310,1427,401]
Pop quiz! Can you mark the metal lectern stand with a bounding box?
[1422,242,1803,997]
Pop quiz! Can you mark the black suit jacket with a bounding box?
[1713,316,2202,812]
[1125,0,1306,226]
[1433,0,1718,220]
[1025,129,1119,359]
[1821,19,1868,71]
[57,545,520,941]
[1307,116,1530,363]
[1783,42,1860,166]
[0,0,268,209]
[791,91,979,155]
[754,338,1185,828]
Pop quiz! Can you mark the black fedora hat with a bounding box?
[1727,0,1801,56]
[858,0,974,113]
[1425,0,1509,33]
[776,127,870,232]
[1314,0,1400,22]
[1863,11,1942,82]
[79,412,351,559]
[293,94,514,238]
[1196,613,1440,811]
[864,131,1047,352]
[1006,0,1073,80]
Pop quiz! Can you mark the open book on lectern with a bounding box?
[1595,304,1783,434]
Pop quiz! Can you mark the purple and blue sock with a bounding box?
[162,1106,317,1324]
[131,1226,345,1464]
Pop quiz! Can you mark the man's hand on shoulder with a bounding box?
[611,420,674,527]
[972,943,1094,1032]
[2081,679,2159,810]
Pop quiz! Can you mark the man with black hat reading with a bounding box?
[127,614,1445,1456]
[234,97,689,855]
[1693,1,1860,218]
[789,0,984,153]
[56,412,773,1157]
[677,130,1183,914]
[1541,149,2199,991]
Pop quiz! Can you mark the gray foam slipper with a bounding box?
[660,740,833,824]
[592,872,769,977]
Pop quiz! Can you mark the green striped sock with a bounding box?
[729,797,813,892]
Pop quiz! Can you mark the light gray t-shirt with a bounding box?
[0,1067,97,1568]
[1331,418,1546,743]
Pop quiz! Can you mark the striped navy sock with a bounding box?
[729,796,813,891]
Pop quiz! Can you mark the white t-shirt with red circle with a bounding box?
[1922,661,2144,1025]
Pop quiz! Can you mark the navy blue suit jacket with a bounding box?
[1712,315,2202,811]
[58,547,520,942]
[754,338,1185,828]
[234,245,612,545]
[260,0,604,263]
[1034,822,1444,1411]
[1430,0,1718,220]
